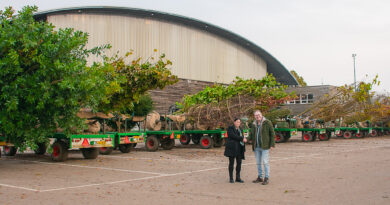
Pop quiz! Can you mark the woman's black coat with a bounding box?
[224,125,245,159]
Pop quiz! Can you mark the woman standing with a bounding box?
[224,118,246,183]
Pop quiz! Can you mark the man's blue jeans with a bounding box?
[254,147,270,178]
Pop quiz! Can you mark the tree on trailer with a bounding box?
[0,6,178,160]
[178,74,294,131]
[0,6,111,156]
[301,76,388,139]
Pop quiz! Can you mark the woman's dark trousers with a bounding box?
[229,156,242,180]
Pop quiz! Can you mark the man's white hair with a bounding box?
[254,110,262,115]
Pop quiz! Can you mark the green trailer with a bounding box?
[298,128,328,142]
[274,127,298,143]
[96,128,229,154]
[99,131,145,155]
[274,118,299,143]
[0,133,114,162]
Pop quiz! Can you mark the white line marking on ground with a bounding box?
[38,175,163,192]
[100,155,227,164]
[15,159,164,176]
[0,183,39,192]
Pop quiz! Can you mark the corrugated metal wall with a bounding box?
[48,13,267,84]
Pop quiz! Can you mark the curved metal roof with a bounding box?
[34,6,298,85]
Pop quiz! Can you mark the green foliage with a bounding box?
[307,75,385,124]
[181,74,293,112]
[0,6,109,150]
[130,94,154,116]
[264,108,292,125]
[290,70,307,86]
[98,51,178,112]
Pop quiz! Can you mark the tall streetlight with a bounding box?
[352,53,357,91]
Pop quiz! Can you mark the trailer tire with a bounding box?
[284,136,291,142]
[161,139,175,150]
[99,147,114,155]
[3,146,17,156]
[355,132,364,138]
[145,135,159,152]
[343,131,353,139]
[131,143,137,148]
[213,135,223,147]
[311,132,317,141]
[51,141,68,162]
[369,130,378,137]
[336,131,344,138]
[81,148,99,159]
[275,132,284,143]
[200,135,213,149]
[179,134,191,145]
[191,134,201,145]
[34,143,47,155]
[302,132,313,142]
[119,144,132,153]
[319,133,329,141]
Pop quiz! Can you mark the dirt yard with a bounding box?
[1,135,390,205]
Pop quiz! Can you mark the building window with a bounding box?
[284,94,314,105]
[301,94,308,104]
[308,94,314,104]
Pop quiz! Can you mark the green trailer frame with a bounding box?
[97,129,228,154]
[297,128,328,142]
[274,127,298,143]
[0,133,114,161]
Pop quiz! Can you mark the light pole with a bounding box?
[352,53,357,91]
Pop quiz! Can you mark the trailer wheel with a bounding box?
[191,134,201,145]
[51,141,68,162]
[99,147,114,155]
[179,134,191,145]
[343,131,353,139]
[119,144,132,153]
[355,132,364,138]
[34,143,47,155]
[200,135,213,149]
[284,136,291,142]
[161,139,175,150]
[311,132,317,141]
[81,148,99,159]
[213,135,223,147]
[3,146,17,156]
[302,132,313,142]
[336,131,344,138]
[319,133,329,141]
[369,130,378,137]
[275,133,284,143]
[145,135,159,152]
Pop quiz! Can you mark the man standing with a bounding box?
[247,110,275,185]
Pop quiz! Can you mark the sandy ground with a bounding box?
[0,135,390,205]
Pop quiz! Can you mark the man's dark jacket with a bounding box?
[247,118,276,151]
[224,125,245,159]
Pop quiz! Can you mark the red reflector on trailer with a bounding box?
[170,132,174,139]
[82,138,90,147]
[125,136,130,144]
[224,132,228,138]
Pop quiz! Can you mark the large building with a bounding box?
[35,6,298,113]
[284,85,336,115]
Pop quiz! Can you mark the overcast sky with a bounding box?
[1,0,389,93]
